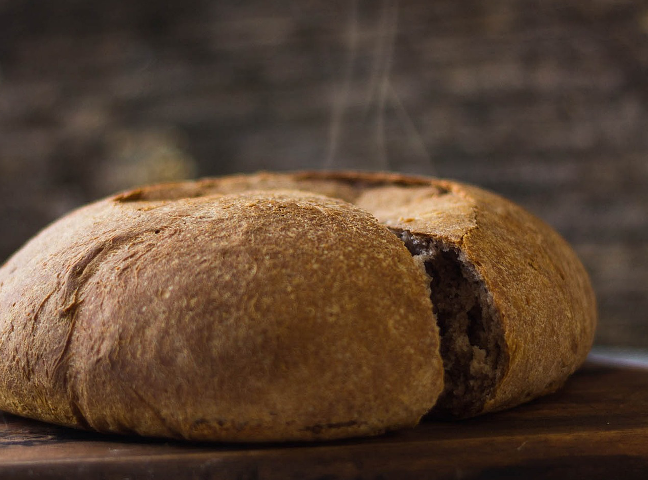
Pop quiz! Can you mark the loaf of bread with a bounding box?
[0,171,596,441]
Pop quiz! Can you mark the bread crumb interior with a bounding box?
[395,230,503,417]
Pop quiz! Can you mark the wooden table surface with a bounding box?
[1,359,647,479]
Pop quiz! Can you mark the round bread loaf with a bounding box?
[0,171,596,441]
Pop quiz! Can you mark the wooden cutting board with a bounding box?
[1,359,647,479]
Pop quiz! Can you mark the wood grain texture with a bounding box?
[0,360,647,479]
[0,0,646,347]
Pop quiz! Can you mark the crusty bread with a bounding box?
[0,171,596,441]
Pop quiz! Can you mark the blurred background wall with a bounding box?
[0,0,646,346]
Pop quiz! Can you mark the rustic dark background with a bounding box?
[0,0,646,347]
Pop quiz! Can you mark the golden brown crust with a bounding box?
[0,189,442,441]
[441,182,597,413]
[0,170,596,440]
[123,170,596,416]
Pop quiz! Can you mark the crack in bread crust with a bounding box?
[393,230,505,417]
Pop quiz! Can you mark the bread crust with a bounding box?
[121,170,596,415]
[0,189,442,441]
[0,171,596,440]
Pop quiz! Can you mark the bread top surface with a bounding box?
[113,170,596,414]
[0,188,443,441]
